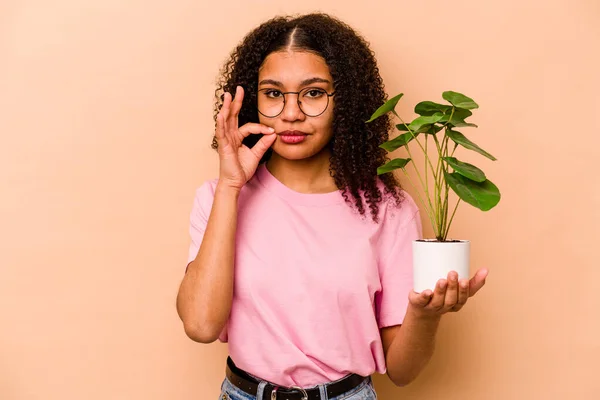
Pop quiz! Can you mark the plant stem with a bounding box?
[393,111,439,182]
[438,106,456,241]
[403,144,436,217]
[450,141,458,156]
[400,168,439,238]
[440,107,464,240]
[441,135,450,240]
[444,199,461,239]
[433,134,443,237]
[424,134,428,207]
[392,110,439,231]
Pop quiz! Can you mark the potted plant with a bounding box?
[366,91,501,292]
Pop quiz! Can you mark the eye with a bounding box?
[304,88,326,98]
[264,89,282,98]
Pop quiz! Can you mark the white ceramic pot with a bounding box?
[412,239,470,293]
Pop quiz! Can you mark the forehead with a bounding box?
[258,51,332,83]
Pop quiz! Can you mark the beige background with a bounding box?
[1,0,598,399]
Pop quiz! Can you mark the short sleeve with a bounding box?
[186,179,218,267]
[375,193,423,328]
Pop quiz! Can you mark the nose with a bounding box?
[281,94,306,122]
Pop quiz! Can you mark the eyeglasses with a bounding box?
[257,87,335,118]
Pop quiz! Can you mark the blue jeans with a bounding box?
[218,375,378,400]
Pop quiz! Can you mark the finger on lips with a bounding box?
[238,123,276,137]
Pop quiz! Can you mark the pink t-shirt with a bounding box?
[186,163,422,387]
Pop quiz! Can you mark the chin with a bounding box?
[271,146,317,160]
[272,144,327,160]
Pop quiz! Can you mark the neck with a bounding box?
[265,149,338,194]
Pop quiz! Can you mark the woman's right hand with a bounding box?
[215,85,277,190]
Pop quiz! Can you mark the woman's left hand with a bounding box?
[408,268,488,319]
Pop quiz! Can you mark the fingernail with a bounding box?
[268,127,275,132]
[440,280,447,289]
[460,281,468,288]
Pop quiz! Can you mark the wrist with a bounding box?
[215,182,242,197]
[406,303,442,325]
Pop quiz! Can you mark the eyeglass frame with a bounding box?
[256,87,336,118]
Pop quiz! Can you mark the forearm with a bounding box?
[385,305,441,386]
[176,183,240,342]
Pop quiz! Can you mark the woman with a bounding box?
[176,12,488,400]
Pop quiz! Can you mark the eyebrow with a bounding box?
[258,77,331,87]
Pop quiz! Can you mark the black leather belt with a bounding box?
[225,356,368,400]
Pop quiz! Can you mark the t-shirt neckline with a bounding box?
[255,163,344,206]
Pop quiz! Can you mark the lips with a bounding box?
[278,130,308,144]
[278,130,308,136]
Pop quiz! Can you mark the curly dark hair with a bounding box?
[211,12,404,222]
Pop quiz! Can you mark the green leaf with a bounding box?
[414,101,452,116]
[442,157,486,182]
[377,158,411,175]
[424,124,444,134]
[452,122,478,128]
[444,172,501,211]
[408,113,444,131]
[438,108,473,126]
[413,124,432,134]
[397,121,443,134]
[366,93,404,123]
[442,91,479,109]
[380,132,420,152]
[396,123,410,131]
[446,130,497,161]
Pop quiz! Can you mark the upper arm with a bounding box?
[186,180,217,266]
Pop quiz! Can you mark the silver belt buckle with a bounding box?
[291,386,308,400]
[271,385,308,400]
